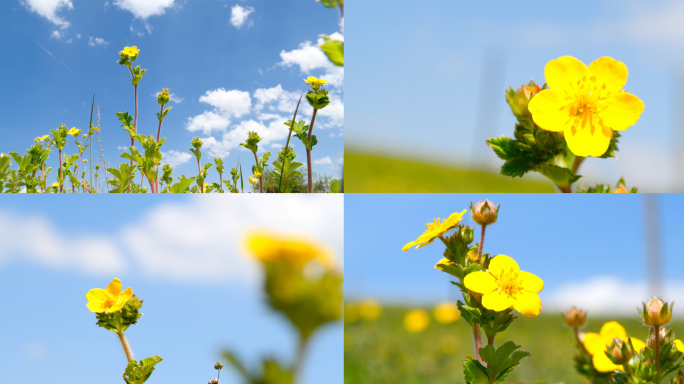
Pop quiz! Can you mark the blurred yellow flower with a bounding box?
[248,176,259,185]
[67,127,81,136]
[254,171,262,178]
[36,135,50,142]
[404,309,430,333]
[434,302,461,324]
[244,231,333,268]
[85,278,133,314]
[613,183,628,193]
[402,210,466,251]
[52,182,59,187]
[676,339,684,353]
[344,303,360,323]
[583,321,646,372]
[464,255,544,317]
[528,56,644,157]
[304,76,328,87]
[121,46,140,57]
[84,159,88,163]
[359,299,382,321]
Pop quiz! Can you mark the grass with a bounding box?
[344,305,683,384]
[345,150,555,193]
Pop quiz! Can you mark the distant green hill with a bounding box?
[345,151,555,193]
[345,305,682,384]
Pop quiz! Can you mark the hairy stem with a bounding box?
[473,323,483,363]
[117,331,133,362]
[655,325,661,382]
[478,224,487,262]
[306,108,318,193]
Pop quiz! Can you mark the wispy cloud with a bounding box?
[230,4,254,29]
[88,36,108,47]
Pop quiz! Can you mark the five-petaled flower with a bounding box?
[583,321,646,372]
[464,255,544,317]
[402,210,466,251]
[120,46,140,58]
[304,76,328,89]
[528,56,644,157]
[86,278,133,313]
[244,231,332,268]
[67,127,81,136]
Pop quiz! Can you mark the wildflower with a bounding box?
[67,127,81,136]
[564,306,587,328]
[82,134,87,138]
[639,297,673,327]
[606,337,634,365]
[359,299,382,321]
[613,183,629,193]
[120,46,140,58]
[402,210,467,251]
[248,176,259,185]
[254,171,262,178]
[85,278,133,314]
[404,309,430,333]
[157,88,170,105]
[36,135,50,142]
[470,200,500,226]
[434,302,461,324]
[52,182,59,187]
[304,76,328,90]
[583,321,646,372]
[244,231,332,268]
[676,339,684,353]
[84,159,88,163]
[528,56,644,157]
[464,255,544,317]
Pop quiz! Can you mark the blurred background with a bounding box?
[0,195,343,383]
[344,193,684,383]
[346,0,684,192]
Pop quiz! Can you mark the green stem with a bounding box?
[655,325,661,383]
[570,155,585,175]
[278,94,303,193]
[294,334,310,377]
[487,335,494,347]
[478,224,487,262]
[252,151,262,193]
[306,108,318,193]
[116,331,133,362]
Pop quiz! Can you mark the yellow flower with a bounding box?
[464,255,544,317]
[244,231,333,268]
[402,209,466,251]
[404,309,430,333]
[434,302,461,324]
[36,135,50,142]
[675,339,684,353]
[304,76,328,87]
[528,56,644,157]
[254,171,262,178]
[67,127,81,136]
[613,183,628,193]
[248,176,259,185]
[120,46,140,57]
[359,299,382,321]
[52,182,59,187]
[84,159,88,163]
[583,321,646,372]
[85,278,133,314]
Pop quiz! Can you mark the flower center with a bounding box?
[559,75,613,135]
[102,294,117,311]
[497,269,522,297]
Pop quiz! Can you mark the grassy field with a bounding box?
[345,305,683,384]
[345,151,555,193]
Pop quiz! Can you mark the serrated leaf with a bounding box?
[464,356,490,384]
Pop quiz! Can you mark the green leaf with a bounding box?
[320,36,344,66]
[535,163,580,188]
[464,356,490,384]
[478,341,531,383]
[123,355,164,384]
[329,178,341,193]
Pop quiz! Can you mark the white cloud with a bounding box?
[278,35,345,88]
[270,142,284,149]
[544,276,684,316]
[22,0,73,29]
[75,33,81,39]
[313,156,332,165]
[186,88,251,135]
[254,84,301,112]
[50,30,62,39]
[316,92,344,128]
[113,0,175,19]
[202,117,290,158]
[169,92,184,103]
[161,150,192,167]
[230,4,254,29]
[0,211,125,275]
[88,36,108,47]
[120,196,344,285]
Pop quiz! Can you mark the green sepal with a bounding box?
[95,295,143,332]
[535,163,581,188]
[305,89,330,110]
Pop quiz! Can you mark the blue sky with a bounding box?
[0,195,344,383]
[345,193,684,316]
[0,0,344,189]
[346,0,684,191]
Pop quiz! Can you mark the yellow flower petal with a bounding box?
[599,321,627,341]
[512,291,541,317]
[631,338,646,352]
[564,116,612,157]
[105,278,122,297]
[86,288,107,302]
[598,93,644,131]
[464,271,498,294]
[118,287,133,305]
[593,351,622,373]
[545,56,591,93]
[488,255,519,277]
[481,291,515,312]
[584,332,607,355]
[444,209,467,229]
[588,57,628,95]
[675,339,684,353]
[86,300,106,313]
[518,271,544,293]
[528,89,571,132]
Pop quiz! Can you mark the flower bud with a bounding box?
[191,136,203,150]
[640,297,673,327]
[647,327,674,349]
[208,379,220,384]
[673,371,684,384]
[564,307,586,328]
[606,337,634,365]
[214,362,224,370]
[455,225,474,245]
[157,88,171,105]
[505,81,542,121]
[470,200,500,226]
